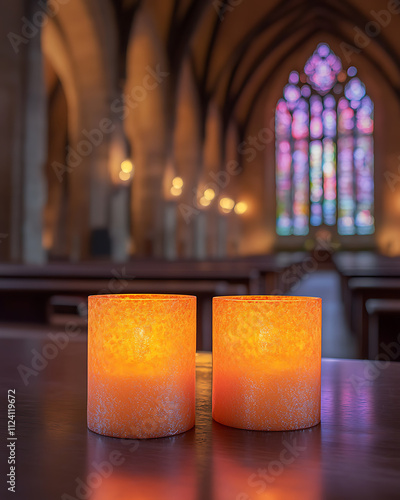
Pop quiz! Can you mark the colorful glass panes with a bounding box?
[283,84,301,108]
[304,43,342,93]
[322,138,337,225]
[310,141,323,226]
[289,71,300,84]
[347,66,357,77]
[292,140,309,235]
[344,78,366,101]
[310,96,323,139]
[276,43,374,236]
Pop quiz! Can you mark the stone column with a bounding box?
[0,0,46,263]
[110,186,130,262]
[22,10,47,264]
[164,200,177,260]
[194,211,207,260]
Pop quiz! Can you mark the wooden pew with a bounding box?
[347,278,400,358]
[0,253,307,295]
[0,254,307,349]
[0,277,246,351]
[333,252,400,325]
[365,299,400,360]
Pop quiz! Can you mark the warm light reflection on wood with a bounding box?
[212,296,321,431]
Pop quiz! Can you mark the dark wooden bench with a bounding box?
[0,276,246,351]
[347,278,400,358]
[0,253,307,295]
[365,299,400,360]
[333,252,400,325]
[0,254,307,350]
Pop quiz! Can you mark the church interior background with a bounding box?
[2,0,400,264]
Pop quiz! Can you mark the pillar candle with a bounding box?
[212,296,321,431]
[88,294,196,439]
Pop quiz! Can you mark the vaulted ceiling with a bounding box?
[111,0,400,138]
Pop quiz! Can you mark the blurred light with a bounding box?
[301,85,311,97]
[170,186,182,197]
[199,197,211,207]
[119,171,131,182]
[172,177,183,189]
[333,83,343,94]
[234,201,248,215]
[43,230,52,250]
[121,159,133,174]
[220,198,235,213]
[337,71,346,82]
[304,238,315,251]
[347,66,357,77]
[204,188,215,201]
[289,71,299,84]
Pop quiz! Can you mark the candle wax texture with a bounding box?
[88,294,196,439]
[212,296,321,431]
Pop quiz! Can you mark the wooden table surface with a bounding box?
[1,337,400,500]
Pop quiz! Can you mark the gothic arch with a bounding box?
[41,0,118,259]
[275,43,374,238]
[125,4,170,256]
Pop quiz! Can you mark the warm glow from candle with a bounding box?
[199,196,211,207]
[204,188,215,201]
[170,186,182,196]
[219,197,234,213]
[119,171,131,182]
[172,176,183,189]
[234,201,248,214]
[212,296,321,431]
[88,294,196,439]
[121,159,133,173]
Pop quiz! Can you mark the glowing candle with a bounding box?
[212,296,321,431]
[88,294,196,439]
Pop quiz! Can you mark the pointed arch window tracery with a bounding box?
[275,43,374,236]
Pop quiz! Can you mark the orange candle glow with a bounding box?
[212,296,321,431]
[88,294,196,439]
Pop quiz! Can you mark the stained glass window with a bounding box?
[276,43,374,236]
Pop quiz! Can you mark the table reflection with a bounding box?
[86,428,197,500]
[211,421,322,500]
